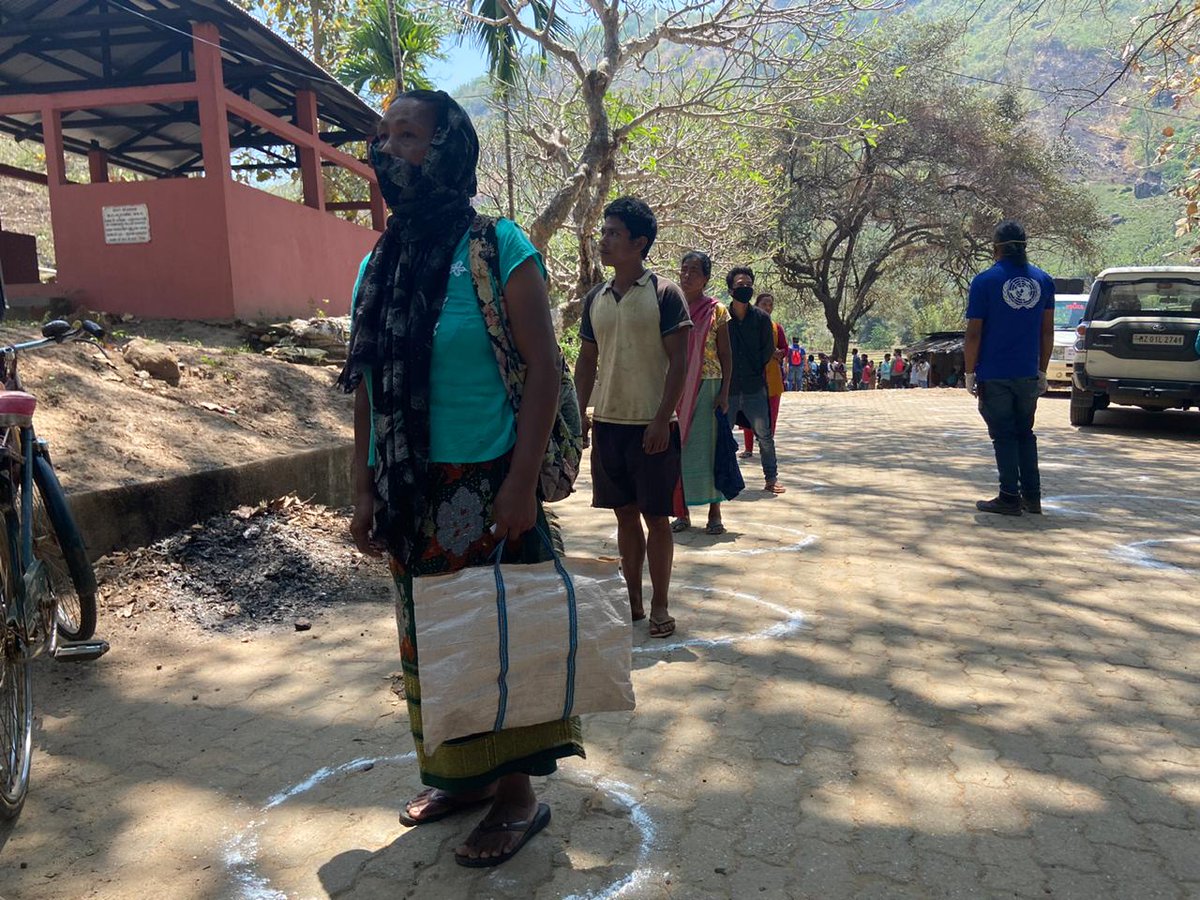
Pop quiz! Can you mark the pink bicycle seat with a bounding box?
[0,391,37,421]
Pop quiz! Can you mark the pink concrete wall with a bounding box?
[51,178,235,318]
[46,178,380,320]
[225,182,379,320]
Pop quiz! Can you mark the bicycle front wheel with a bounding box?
[32,455,97,641]
[0,510,32,820]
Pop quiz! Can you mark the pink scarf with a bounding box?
[676,293,718,445]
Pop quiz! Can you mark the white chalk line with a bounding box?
[607,524,818,558]
[632,583,805,654]
[1110,537,1200,574]
[222,756,663,900]
[1043,494,1200,519]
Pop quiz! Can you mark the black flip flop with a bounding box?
[454,802,552,868]
[398,789,492,827]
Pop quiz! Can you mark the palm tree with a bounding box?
[461,1,565,218]
[338,0,446,101]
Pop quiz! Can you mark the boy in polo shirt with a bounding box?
[574,197,691,639]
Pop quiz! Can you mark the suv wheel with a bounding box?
[1070,385,1097,426]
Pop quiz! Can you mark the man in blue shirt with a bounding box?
[964,219,1055,516]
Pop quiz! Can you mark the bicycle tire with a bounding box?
[32,455,97,642]
[0,509,32,819]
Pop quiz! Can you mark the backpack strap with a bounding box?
[466,214,526,412]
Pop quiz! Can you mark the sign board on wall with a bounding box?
[102,204,150,244]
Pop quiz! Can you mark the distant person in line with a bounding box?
[743,292,786,457]
[832,358,847,392]
[816,353,830,391]
[862,356,875,390]
[575,196,690,638]
[726,267,786,493]
[890,350,906,388]
[964,218,1055,516]
[880,353,893,388]
[916,356,932,388]
[787,337,806,391]
[342,90,577,867]
[671,250,732,535]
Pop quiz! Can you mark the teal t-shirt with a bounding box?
[350,218,545,465]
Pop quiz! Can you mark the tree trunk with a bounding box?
[528,68,611,256]
[309,0,324,68]
[815,285,852,361]
[502,92,515,220]
[385,0,403,94]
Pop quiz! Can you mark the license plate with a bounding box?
[1132,333,1185,346]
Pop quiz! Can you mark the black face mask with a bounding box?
[731,285,754,303]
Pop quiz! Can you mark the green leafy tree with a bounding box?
[338,0,447,100]
[232,0,352,70]
[771,26,1107,361]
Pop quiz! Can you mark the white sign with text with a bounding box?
[102,204,151,244]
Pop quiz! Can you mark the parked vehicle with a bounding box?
[1046,293,1088,389]
[1071,266,1200,426]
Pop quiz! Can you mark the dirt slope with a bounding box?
[0,316,354,493]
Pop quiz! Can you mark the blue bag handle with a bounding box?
[489,526,579,732]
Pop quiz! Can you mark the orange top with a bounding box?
[764,321,786,397]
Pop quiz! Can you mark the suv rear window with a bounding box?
[1092,278,1200,320]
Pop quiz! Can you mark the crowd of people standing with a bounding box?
[782,344,942,391]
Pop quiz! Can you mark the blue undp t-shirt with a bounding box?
[966,259,1056,381]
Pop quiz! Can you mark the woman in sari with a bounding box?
[670,251,732,534]
[341,90,581,867]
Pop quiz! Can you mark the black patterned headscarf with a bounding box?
[338,90,479,564]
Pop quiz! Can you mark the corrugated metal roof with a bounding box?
[906,331,965,355]
[0,0,378,177]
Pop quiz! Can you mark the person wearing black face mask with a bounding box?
[725,266,786,493]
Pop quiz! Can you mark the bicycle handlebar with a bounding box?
[2,320,107,356]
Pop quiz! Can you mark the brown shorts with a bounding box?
[591,421,681,517]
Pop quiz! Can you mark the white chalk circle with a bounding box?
[1043,494,1200,519]
[632,583,805,655]
[222,754,661,900]
[681,525,818,557]
[1110,536,1200,574]
[607,524,818,556]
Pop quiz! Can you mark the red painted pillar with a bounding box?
[295,89,325,211]
[191,20,235,318]
[88,144,109,183]
[369,180,386,231]
[193,22,230,181]
[41,107,67,186]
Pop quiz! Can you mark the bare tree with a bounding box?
[445,0,892,309]
[772,28,1108,361]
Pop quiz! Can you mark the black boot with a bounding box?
[1021,496,1042,515]
[976,494,1023,516]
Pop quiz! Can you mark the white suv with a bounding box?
[1070,266,1200,425]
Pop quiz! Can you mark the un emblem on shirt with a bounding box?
[1002,277,1041,310]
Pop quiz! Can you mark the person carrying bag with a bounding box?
[341,90,591,869]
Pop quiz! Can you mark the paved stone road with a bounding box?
[1,390,1197,899]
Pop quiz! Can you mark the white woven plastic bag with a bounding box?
[412,544,635,754]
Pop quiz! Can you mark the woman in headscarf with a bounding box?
[340,90,581,868]
[670,250,732,534]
